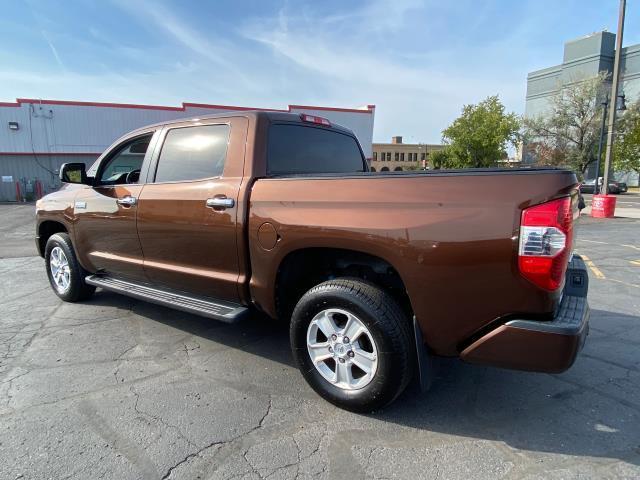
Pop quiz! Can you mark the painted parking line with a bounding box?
[579,239,640,251]
[607,277,640,289]
[578,253,639,288]
[578,239,609,245]
[579,254,606,279]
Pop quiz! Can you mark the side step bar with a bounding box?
[85,275,248,323]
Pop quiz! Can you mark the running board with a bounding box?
[85,275,248,323]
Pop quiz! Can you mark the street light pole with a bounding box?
[594,98,608,195]
[602,0,626,194]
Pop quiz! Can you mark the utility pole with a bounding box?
[602,0,626,194]
[594,98,608,194]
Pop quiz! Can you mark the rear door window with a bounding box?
[154,124,230,183]
[267,124,365,175]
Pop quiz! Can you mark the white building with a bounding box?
[0,98,375,201]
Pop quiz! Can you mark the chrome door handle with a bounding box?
[116,195,137,206]
[206,197,235,209]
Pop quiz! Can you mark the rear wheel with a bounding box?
[290,278,413,412]
[45,233,95,302]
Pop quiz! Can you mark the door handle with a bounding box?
[116,195,137,206]
[206,197,235,209]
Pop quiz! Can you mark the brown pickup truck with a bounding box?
[36,111,589,412]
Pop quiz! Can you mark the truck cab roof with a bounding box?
[129,110,355,137]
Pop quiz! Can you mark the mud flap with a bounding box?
[413,316,434,392]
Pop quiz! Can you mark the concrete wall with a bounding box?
[524,32,622,120]
[524,32,640,185]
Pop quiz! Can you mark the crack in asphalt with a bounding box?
[160,396,273,480]
[550,374,640,413]
[0,300,65,411]
[3,231,640,480]
[0,366,179,419]
[130,385,199,452]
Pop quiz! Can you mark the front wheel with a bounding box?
[290,279,413,412]
[45,233,95,302]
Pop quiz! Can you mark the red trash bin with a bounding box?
[591,194,617,218]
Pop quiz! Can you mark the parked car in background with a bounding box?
[580,177,628,194]
[35,111,590,412]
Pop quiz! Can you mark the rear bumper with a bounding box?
[460,255,590,373]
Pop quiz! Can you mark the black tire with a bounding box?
[45,233,95,302]
[290,278,413,412]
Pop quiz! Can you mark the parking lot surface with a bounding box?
[1,203,639,479]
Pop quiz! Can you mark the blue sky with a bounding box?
[2,0,639,142]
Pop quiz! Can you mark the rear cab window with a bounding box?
[153,124,230,183]
[267,124,366,175]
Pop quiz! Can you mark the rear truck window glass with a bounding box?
[154,124,230,183]
[267,124,365,175]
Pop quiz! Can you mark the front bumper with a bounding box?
[460,255,590,373]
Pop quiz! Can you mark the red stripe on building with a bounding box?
[2,98,375,115]
[0,152,100,156]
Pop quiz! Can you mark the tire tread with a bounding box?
[45,233,95,302]
[291,278,414,411]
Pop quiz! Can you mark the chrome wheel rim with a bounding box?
[49,246,71,293]
[306,308,378,390]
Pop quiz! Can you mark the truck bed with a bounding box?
[247,168,579,356]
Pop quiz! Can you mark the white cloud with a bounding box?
[5,0,573,143]
[239,2,528,142]
[24,0,66,71]
[39,29,65,70]
[111,0,260,92]
[0,68,183,106]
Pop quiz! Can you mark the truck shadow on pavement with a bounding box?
[88,292,640,466]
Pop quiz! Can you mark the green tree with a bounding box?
[429,148,455,169]
[614,100,640,178]
[442,95,521,168]
[523,72,607,175]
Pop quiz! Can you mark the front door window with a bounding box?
[98,135,152,185]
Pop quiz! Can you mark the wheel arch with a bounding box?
[37,220,69,258]
[272,247,414,322]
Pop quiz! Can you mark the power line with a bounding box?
[28,103,57,176]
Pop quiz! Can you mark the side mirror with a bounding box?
[59,162,88,184]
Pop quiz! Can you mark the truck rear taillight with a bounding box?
[518,197,573,291]
[300,114,331,126]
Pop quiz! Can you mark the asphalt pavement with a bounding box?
[0,203,38,258]
[1,203,639,479]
